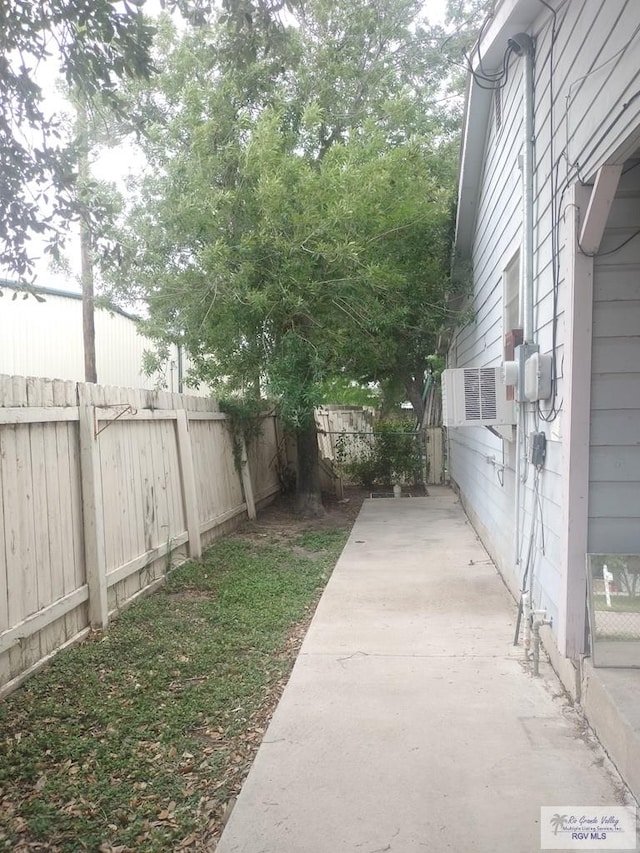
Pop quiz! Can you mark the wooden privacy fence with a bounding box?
[315,405,375,463]
[316,405,446,486]
[0,375,282,697]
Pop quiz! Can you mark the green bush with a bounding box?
[336,419,423,488]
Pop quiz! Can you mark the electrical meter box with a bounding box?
[524,352,552,402]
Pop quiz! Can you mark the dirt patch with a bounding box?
[291,545,328,561]
[238,485,369,544]
[167,589,216,601]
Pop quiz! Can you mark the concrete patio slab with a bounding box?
[216,489,638,853]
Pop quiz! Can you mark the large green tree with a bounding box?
[0,0,154,279]
[105,0,461,514]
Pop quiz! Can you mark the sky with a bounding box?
[24,0,451,291]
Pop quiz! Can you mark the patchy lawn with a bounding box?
[0,492,365,852]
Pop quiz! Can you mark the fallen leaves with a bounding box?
[0,504,355,852]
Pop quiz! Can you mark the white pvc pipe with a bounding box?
[514,404,522,576]
[532,609,552,676]
[523,590,532,657]
[522,36,535,345]
[513,33,535,591]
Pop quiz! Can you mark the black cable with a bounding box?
[533,0,572,424]
[438,49,512,90]
[579,227,640,258]
[534,0,561,422]
[622,159,640,176]
[534,469,546,555]
[439,6,515,91]
[473,14,505,81]
[535,0,557,17]
[573,90,640,179]
[438,0,497,56]
[469,45,515,91]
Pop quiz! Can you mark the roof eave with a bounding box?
[453,0,548,261]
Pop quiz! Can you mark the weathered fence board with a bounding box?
[0,374,284,698]
[176,409,201,560]
[425,426,445,485]
[79,383,108,628]
[247,415,282,506]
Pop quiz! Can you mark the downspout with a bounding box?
[516,32,536,345]
[510,32,536,605]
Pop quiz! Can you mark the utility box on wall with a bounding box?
[504,328,523,400]
[524,351,553,402]
[442,367,516,428]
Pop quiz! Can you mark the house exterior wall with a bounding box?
[0,286,208,395]
[450,0,640,653]
[449,42,525,597]
[589,165,640,553]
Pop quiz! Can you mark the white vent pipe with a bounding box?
[510,33,535,602]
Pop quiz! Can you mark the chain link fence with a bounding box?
[329,422,428,494]
[587,554,640,666]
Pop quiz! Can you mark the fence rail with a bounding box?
[0,374,282,697]
[316,405,445,487]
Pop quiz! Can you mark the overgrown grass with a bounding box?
[0,528,347,852]
[593,595,640,613]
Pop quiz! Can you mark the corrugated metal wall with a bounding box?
[0,288,208,395]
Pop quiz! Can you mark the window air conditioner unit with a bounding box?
[442,367,516,427]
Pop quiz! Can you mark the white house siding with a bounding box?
[588,163,640,553]
[562,0,640,181]
[451,0,640,642]
[0,287,208,395]
[449,49,523,579]
[450,35,530,600]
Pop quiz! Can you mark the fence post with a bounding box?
[77,384,108,628]
[176,409,202,560]
[240,437,257,520]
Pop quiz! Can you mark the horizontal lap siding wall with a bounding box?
[528,0,640,620]
[589,166,640,553]
[563,0,640,180]
[449,50,523,588]
[451,0,640,628]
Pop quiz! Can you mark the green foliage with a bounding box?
[0,531,347,851]
[294,528,346,552]
[337,419,424,488]
[318,377,381,408]
[219,395,269,471]
[141,342,172,390]
[101,0,466,468]
[0,0,155,279]
[425,354,446,379]
[591,556,640,599]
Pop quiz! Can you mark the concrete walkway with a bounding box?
[216,489,636,853]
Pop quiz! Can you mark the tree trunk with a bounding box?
[77,98,97,384]
[295,419,325,518]
[80,218,97,384]
[404,375,425,424]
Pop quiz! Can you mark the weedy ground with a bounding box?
[0,490,365,852]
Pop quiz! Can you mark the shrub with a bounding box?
[336,419,423,488]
